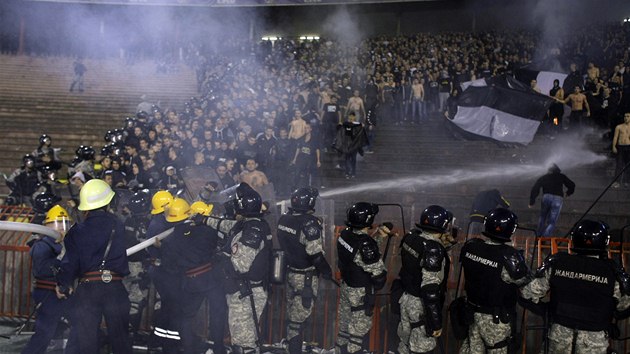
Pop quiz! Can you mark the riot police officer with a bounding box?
[520,219,630,354]
[21,205,72,354]
[57,179,132,354]
[32,192,61,225]
[195,182,272,354]
[6,154,42,206]
[397,205,452,354]
[33,134,54,160]
[68,145,96,181]
[336,202,387,354]
[123,190,152,340]
[459,208,530,354]
[277,187,333,354]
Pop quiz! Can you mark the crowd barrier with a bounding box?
[0,205,35,321]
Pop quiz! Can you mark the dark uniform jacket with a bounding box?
[277,213,321,270]
[160,222,218,273]
[59,210,129,287]
[460,238,527,315]
[160,222,220,293]
[547,252,618,331]
[29,235,62,282]
[337,228,380,288]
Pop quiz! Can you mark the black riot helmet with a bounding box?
[39,164,58,181]
[417,205,452,233]
[128,190,151,216]
[124,116,138,130]
[101,144,112,157]
[39,134,51,147]
[136,111,149,122]
[346,202,379,228]
[483,208,518,242]
[76,145,95,161]
[233,183,262,217]
[110,142,125,157]
[570,220,610,255]
[22,154,36,169]
[109,129,125,143]
[290,187,319,213]
[32,192,61,214]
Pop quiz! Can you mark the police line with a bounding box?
[0,220,173,257]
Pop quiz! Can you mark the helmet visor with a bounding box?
[46,217,71,234]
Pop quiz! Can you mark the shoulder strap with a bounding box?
[99,228,116,271]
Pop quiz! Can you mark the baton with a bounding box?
[246,282,262,348]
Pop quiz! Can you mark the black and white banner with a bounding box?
[450,80,553,145]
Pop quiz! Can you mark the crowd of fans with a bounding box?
[6,22,630,208]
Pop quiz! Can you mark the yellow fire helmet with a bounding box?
[190,201,214,216]
[78,179,115,211]
[44,205,72,233]
[165,198,191,223]
[151,190,174,215]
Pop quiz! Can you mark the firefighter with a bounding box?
[57,179,132,354]
[21,205,72,354]
[148,190,174,239]
[152,197,192,353]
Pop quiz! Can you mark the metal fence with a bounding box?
[0,205,35,322]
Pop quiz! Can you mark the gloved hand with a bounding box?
[191,213,207,226]
[238,281,252,299]
[371,271,387,291]
[381,222,394,233]
[313,253,332,280]
[55,285,72,299]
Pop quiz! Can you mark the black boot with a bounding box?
[288,335,302,354]
[337,344,349,354]
[129,312,142,334]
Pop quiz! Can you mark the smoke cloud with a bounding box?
[320,6,364,46]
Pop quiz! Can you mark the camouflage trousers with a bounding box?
[459,313,511,354]
[227,286,268,350]
[122,261,147,316]
[397,292,436,354]
[286,270,319,340]
[336,283,373,353]
[547,323,608,354]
